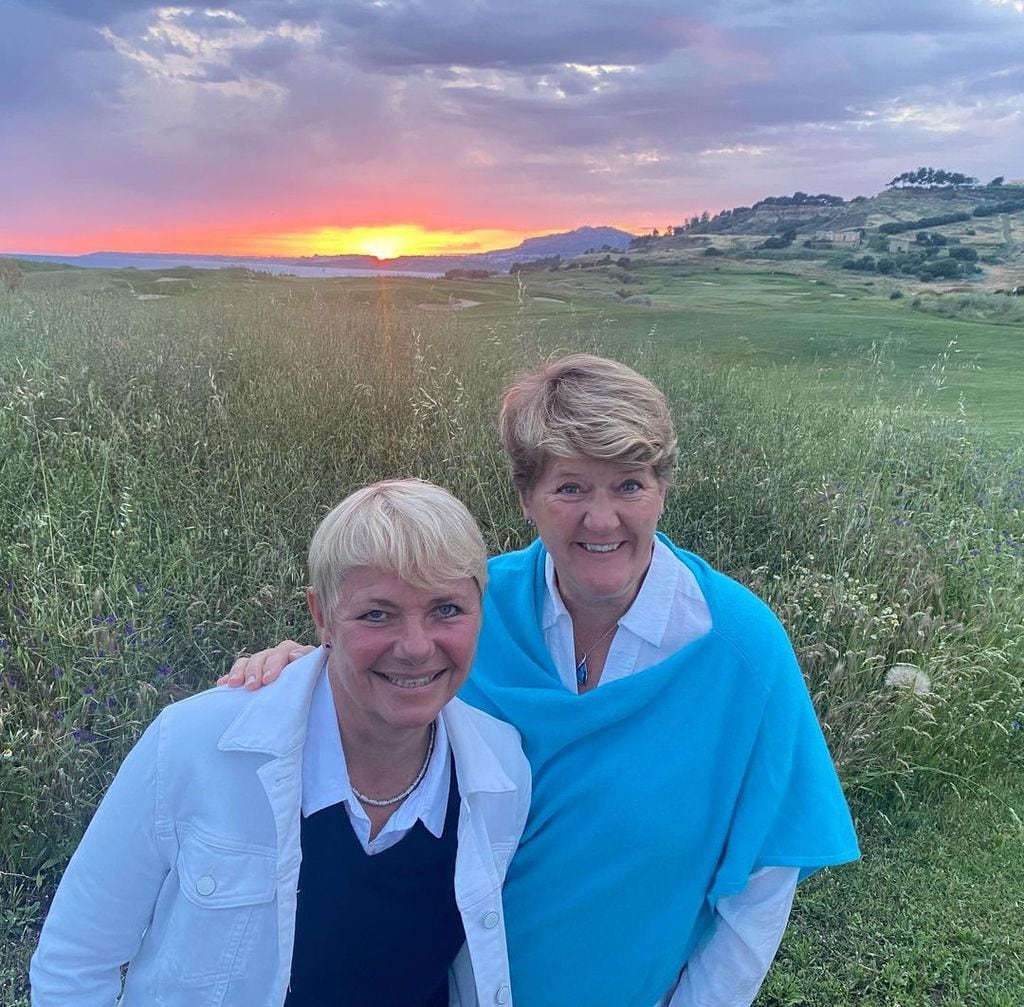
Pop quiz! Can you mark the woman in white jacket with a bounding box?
[31,479,531,1007]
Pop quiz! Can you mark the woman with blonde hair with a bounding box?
[225,354,859,1006]
[32,479,531,1007]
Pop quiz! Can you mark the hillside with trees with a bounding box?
[625,169,1024,287]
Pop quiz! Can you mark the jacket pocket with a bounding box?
[157,828,277,990]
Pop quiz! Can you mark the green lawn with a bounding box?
[759,778,1024,1006]
[515,263,1024,440]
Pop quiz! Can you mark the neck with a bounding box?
[329,688,434,799]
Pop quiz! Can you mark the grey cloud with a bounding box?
[27,0,212,24]
[0,2,122,113]
[326,0,691,71]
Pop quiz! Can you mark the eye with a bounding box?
[620,479,643,493]
[555,483,581,496]
[359,609,389,623]
[435,602,462,618]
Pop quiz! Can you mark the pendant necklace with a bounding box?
[350,721,436,808]
[574,621,619,687]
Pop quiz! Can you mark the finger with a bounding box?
[223,656,251,687]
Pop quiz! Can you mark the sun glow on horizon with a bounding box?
[255,224,535,259]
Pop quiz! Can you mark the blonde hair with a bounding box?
[498,354,678,491]
[309,479,488,616]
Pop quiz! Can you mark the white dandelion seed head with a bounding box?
[884,663,932,696]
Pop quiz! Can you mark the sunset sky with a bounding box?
[2,0,1022,258]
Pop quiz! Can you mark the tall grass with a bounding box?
[1,275,1022,1000]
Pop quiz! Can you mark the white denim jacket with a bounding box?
[31,649,531,1007]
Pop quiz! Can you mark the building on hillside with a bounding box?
[814,229,863,246]
[888,237,913,254]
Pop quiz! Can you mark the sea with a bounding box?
[13,252,443,279]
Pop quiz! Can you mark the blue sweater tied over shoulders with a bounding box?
[458,535,860,1007]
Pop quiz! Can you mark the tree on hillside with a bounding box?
[0,258,24,293]
[887,167,978,189]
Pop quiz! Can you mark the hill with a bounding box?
[627,174,1024,288]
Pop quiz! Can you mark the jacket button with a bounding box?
[196,875,217,896]
[483,911,500,929]
[495,985,510,1004]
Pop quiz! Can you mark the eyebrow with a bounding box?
[354,593,470,608]
[549,466,649,478]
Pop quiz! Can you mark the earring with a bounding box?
[324,641,333,650]
[525,516,535,526]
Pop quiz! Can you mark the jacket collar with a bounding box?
[218,647,519,801]
[442,698,518,797]
[218,647,326,757]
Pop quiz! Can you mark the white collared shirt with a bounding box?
[542,535,712,690]
[542,536,798,1007]
[301,668,452,855]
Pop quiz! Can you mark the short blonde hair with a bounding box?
[309,479,488,616]
[498,354,678,491]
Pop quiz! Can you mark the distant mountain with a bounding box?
[508,226,634,257]
[10,226,637,277]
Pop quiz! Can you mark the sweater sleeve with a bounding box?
[31,716,173,1005]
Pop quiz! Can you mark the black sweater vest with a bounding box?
[285,760,465,1006]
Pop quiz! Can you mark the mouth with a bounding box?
[578,542,623,554]
[375,669,447,689]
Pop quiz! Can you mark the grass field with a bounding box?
[1,263,1022,1004]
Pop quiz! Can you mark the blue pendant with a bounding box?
[575,659,588,686]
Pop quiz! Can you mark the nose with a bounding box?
[582,493,620,534]
[394,617,435,664]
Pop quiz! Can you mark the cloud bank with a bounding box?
[2,0,1021,251]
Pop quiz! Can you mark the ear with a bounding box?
[307,587,329,644]
[517,487,532,521]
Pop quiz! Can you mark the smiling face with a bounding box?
[521,456,667,617]
[308,566,481,742]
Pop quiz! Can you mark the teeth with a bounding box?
[382,672,440,688]
[581,543,620,553]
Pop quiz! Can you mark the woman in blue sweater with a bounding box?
[227,354,859,1006]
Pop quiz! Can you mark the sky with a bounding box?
[1,0,1022,258]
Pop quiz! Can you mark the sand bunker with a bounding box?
[418,299,481,311]
[136,294,170,301]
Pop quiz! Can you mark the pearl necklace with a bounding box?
[575,621,619,687]
[350,721,436,808]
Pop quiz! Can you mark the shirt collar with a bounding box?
[542,536,684,648]
[301,667,451,839]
